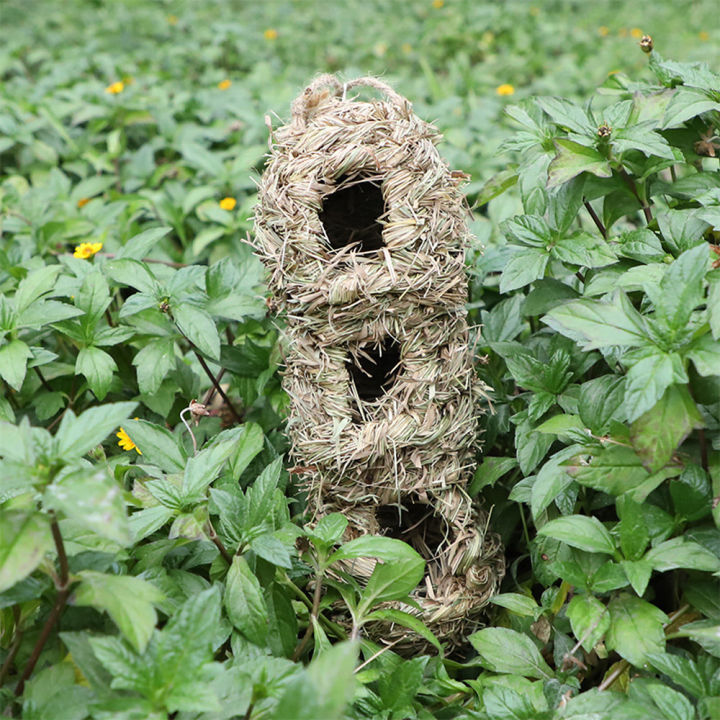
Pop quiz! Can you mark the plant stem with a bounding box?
[583,200,607,239]
[202,368,226,406]
[14,517,70,697]
[280,574,347,639]
[292,570,324,661]
[619,170,653,223]
[33,367,53,392]
[205,521,233,565]
[188,345,242,423]
[0,609,23,686]
[598,660,628,691]
[698,428,709,472]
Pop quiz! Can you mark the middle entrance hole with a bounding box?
[346,337,401,403]
[319,175,386,252]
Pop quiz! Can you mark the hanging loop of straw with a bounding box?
[290,74,409,129]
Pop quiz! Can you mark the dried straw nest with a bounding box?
[254,74,490,502]
[321,488,505,651]
[254,75,504,649]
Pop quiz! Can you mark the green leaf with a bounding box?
[661,86,720,129]
[76,346,117,400]
[547,139,612,189]
[489,593,542,619]
[538,515,615,555]
[653,244,709,332]
[530,446,578,519]
[620,559,653,596]
[501,215,553,247]
[499,248,549,293]
[250,533,292,569]
[630,384,702,472]
[227,422,265,479]
[15,265,62,313]
[173,304,220,360]
[708,276,720,340]
[644,537,720,572]
[612,123,676,160]
[132,338,175,395]
[364,608,442,652]
[0,339,32,391]
[116,226,172,260]
[686,333,720,377]
[182,426,244,498]
[624,351,678,422]
[618,228,667,263]
[121,419,186,473]
[617,495,649,561]
[328,535,424,566]
[309,513,348,549]
[543,292,650,350]
[274,641,357,720]
[44,468,130,544]
[75,271,111,328]
[469,456,518,495]
[358,552,425,613]
[566,445,649,496]
[56,401,137,459]
[476,168,518,206]
[73,571,164,652]
[224,556,268,645]
[552,232,616,268]
[567,594,610,652]
[106,258,158,295]
[606,594,667,667]
[469,627,554,679]
[646,652,708,699]
[0,510,52,592]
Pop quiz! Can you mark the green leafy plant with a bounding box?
[2,1,720,718]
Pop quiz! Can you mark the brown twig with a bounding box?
[15,517,70,696]
[583,200,607,239]
[189,347,242,424]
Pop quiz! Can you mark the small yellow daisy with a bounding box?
[630,28,643,39]
[219,197,236,211]
[116,425,142,454]
[496,84,515,97]
[73,242,103,259]
[263,28,278,40]
[105,81,124,95]
[77,197,91,208]
[218,79,232,90]
[432,0,444,7]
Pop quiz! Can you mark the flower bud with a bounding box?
[597,124,612,139]
[640,35,653,53]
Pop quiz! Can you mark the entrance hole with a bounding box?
[346,337,401,403]
[376,497,447,558]
[319,176,385,252]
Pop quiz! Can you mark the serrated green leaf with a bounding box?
[469,627,554,679]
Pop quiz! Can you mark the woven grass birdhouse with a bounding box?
[254,75,504,647]
[254,75,490,506]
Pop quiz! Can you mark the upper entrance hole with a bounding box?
[346,337,401,404]
[319,175,386,253]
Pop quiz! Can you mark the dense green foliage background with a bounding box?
[1,1,720,718]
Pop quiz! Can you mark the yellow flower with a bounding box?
[598,26,609,37]
[432,0,444,7]
[105,81,124,95]
[167,14,178,25]
[496,83,515,97]
[219,197,236,211]
[264,28,278,40]
[116,425,141,455]
[630,28,643,39]
[73,242,103,259]
[77,197,90,208]
[218,79,232,90]
[699,30,709,41]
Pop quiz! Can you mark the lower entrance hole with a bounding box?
[376,496,447,560]
[346,337,401,407]
[319,175,386,252]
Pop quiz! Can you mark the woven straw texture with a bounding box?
[254,74,503,649]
